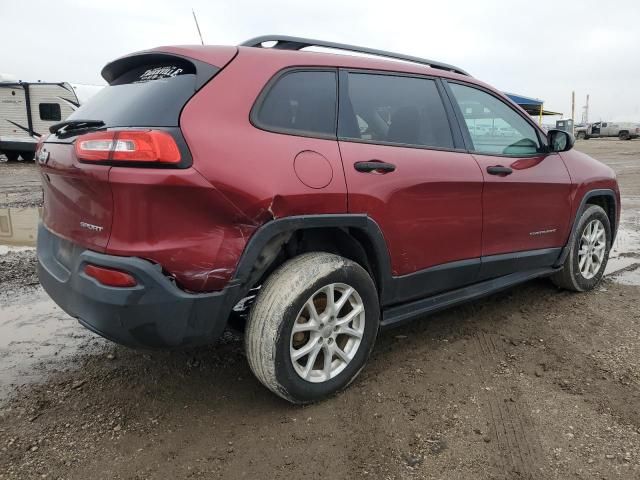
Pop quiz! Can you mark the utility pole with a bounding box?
[571,91,575,136]
[583,94,589,125]
[192,9,204,45]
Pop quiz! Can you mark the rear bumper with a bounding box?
[37,224,240,348]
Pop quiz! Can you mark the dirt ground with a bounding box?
[0,141,639,479]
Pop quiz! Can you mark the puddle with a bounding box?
[0,206,40,249]
[611,266,640,286]
[0,289,105,403]
[604,206,640,284]
[605,219,640,276]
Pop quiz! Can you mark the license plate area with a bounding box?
[54,237,75,270]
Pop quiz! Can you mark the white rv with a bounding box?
[0,81,80,161]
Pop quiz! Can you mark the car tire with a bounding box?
[619,131,630,141]
[551,204,611,292]
[245,252,379,404]
[5,152,19,162]
[576,131,586,140]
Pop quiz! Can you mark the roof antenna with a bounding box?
[192,9,204,45]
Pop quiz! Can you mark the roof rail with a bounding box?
[240,35,470,76]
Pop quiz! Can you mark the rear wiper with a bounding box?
[49,119,106,136]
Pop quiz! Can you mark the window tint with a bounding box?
[448,83,542,156]
[68,61,206,127]
[39,103,61,121]
[339,73,454,149]
[255,71,337,136]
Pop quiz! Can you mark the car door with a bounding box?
[445,81,572,279]
[338,70,484,302]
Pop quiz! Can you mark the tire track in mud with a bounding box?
[473,331,543,479]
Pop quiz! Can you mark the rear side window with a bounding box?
[448,83,542,156]
[339,73,454,149]
[66,59,212,128]
[39,103,61,121]
[254,70,337,137]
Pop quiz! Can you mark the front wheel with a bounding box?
[551,205,611,292]
[245,252,379,404]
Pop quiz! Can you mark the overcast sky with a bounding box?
[3,0,639,122]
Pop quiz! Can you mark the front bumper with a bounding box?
[37,224,240,348]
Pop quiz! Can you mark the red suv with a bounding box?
[37,36,620,403]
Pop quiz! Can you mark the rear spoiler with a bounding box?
[101,52,219,90]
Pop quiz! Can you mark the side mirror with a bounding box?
[548,129,574,152]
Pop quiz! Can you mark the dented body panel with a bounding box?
[105,166,254,291]
[179,47,349,223]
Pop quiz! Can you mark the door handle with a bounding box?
[486,165,513,176]
[354,160,396,173]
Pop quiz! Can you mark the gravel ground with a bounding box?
[0,250,38,290]
[0,141,639,479]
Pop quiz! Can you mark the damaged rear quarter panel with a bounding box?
[106,167,255,292]
[179,47,348,228]
[115,48,351,293]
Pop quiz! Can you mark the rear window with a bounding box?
[339,73,454,149]
[66,59,209,128]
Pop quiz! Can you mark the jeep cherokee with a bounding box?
[36,36,620,403]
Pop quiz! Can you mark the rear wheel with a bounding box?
[551,205,611,292]
[619,131,630,140]
[245,252,379,404]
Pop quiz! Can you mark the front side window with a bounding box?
[339,73,454,149]
[39,103,61,121]
[448,83,542,156]
[254,70,337,137]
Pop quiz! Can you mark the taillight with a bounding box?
[75,130,180,164]
[84,264,137,288]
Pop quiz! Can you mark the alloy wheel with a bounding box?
[578,219,606,279]
[289,283,365,383]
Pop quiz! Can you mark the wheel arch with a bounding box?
[554,189,618,267]
[231,215,394,305]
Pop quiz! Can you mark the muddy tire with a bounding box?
[619,131,630,141]
[576,131,586,140]
[551,205,611,292]
[245,252,379,404]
